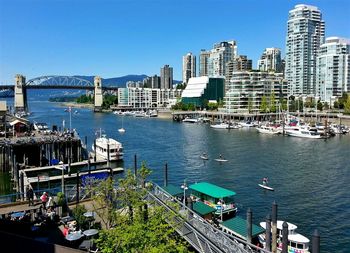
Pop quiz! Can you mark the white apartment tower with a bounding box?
[182,53,196,84]
[317,37,350,104]
[258,48,283,72]
[285,4,325,96]
[208,41,237,77]
[160,65,173,89]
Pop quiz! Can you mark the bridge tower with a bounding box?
[94,76,103,112]
[14,74,28,113]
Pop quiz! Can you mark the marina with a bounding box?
[0,100,349,252]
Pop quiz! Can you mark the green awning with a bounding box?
[162,185,183,197]
[220,216,265,239]
[189,182,236,199]
[193,201,216,216]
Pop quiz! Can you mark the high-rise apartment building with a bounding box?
[199,41,237,77]
[151,75,161,89]
[317,37,350,104]
[160,65,173,89]
[224,71,287,113]
[199,50,210,77]
[258,48,283,72]
[285,4,325,96]
[182,53,196,84]
[208,41,237,77]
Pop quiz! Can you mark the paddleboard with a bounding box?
[258,184,274,191]
[200,155,209,160]
[214,159,228,162]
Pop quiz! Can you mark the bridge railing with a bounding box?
[149,183,270,253]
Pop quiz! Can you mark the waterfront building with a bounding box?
[182,53,196,84]
[258,48,283,72]
[225,56,252,93]
[316,37,350,104]
[285,4,325,96]
[117,87,181,109]
[208,41,237,77]
[151,75,161,89]
[223,71,287,113]
[199,49,210,77]
[160,65,173,90]
[181,76,225,107]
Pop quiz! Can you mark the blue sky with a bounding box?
[0,0,349,84]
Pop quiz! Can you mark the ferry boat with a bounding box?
[189,182,237,221]
[259,220,310,253]
[92,134,123,161]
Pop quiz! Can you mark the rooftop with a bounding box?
[220,216,265,239]
[189,182,236,199]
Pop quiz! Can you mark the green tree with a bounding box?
[248,97,253,113]
[317,100,323,111]
[260,96,268,113]
[344,96,350,114]
[94,163,190,253]
[207,102,218,111]
[269,93,276,113]
[217,98,224,108]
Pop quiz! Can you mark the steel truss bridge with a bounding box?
[0,75,120,97]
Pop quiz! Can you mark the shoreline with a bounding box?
[56,102,94,109]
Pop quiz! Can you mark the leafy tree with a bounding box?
[102,94,118,109]
[176,83,187,90]
[269,93,276,113]
[344,96,350,114]
[207,102,218,111]
[72,205,88,230]
[317,100,323,111]
[260,96,268,113]
[248,97,253,113]
[76,94,93,104]
[217,98,224,108]
[94,163,190,253]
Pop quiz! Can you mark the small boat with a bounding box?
[200,153,208,160]
[258,184,274,191]
[92,130,123,161]
[183,117,199,123]
[259,220,310,253]
[118,128,125,133]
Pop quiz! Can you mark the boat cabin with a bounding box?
[189,182,237,221]
[220,216,265,246]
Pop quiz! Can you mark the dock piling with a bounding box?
[76,171,80,206]
[164,163,168,187]
[134,154,137,178]
[265,214,272,251]
[247,208,252,244]
[272,201,278,253]
[312,229,320,253]
[282,221,288,253]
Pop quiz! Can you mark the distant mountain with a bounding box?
[73,74,148,87]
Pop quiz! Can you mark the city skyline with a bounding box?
[0,0,349,84]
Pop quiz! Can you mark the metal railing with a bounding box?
[148,183,271,253]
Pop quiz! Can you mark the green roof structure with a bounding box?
[220,216,265,239]
[193,202,216,216]
[189,182,236,199]
[162,184,183,197]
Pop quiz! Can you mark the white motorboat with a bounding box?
[256,124,280,135]
[259,220,310,253]
[183,117,199,123]
[286,126,326,139]
[239,121,256,127]
[118,128,125,133]
[210,122,239,129]
[92,133,123,161]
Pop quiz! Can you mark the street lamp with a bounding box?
[59,161,65,194]
[181,179,188,209]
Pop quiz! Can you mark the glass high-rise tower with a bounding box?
[285,4,325,96]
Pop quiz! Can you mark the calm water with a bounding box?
[6,99,350,252]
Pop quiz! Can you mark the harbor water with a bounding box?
[3,99,350,252]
